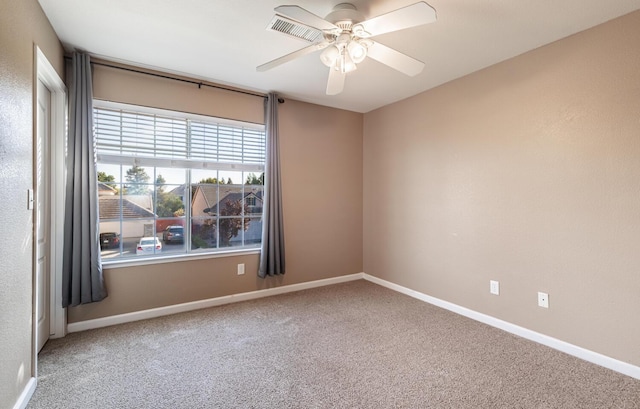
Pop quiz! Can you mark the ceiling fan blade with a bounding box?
[257,42,327,72]
[366,41,425,76]
[354,2,436,37]
[326,68,345,95]
[275,5,340,32]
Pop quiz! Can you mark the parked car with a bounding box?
[99,232,120,249]
[136,237,162,255]
[163,225,184,244]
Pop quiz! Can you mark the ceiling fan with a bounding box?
[257,2,437,95]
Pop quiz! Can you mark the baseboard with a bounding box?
[363,273,640,380]
[68,273,365,333]
[67,271,639,379]
[13,377,36,409]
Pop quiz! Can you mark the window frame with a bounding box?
[94,100,265,266]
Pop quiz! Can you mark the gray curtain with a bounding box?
[258,93,285,277]
[62,52,107,307]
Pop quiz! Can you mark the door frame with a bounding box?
[35,77,52,353]
[33,46,67,363]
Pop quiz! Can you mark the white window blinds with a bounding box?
[94,102,265,172]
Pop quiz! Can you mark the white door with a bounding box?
[36,79,51,352]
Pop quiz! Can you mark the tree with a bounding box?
[125,166,150,194]
[97,171,116,189]
[156,192,184,217]
[155,174,184,217]
[199,177,220,184]
[245,172,264,185]
[156,174,166,188]
[218,198,250,247]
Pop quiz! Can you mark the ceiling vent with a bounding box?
[267,15,324,43]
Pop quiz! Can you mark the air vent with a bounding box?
[267,15,324,43]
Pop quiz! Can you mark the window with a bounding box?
[94,101,265,261]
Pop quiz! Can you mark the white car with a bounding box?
[136,237,162,255]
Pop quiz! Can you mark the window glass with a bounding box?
[99,228,121,259]
[94,102,265,261]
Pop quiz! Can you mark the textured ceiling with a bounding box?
[38,0,640,113]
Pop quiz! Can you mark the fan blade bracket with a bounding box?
[352,24,371,38]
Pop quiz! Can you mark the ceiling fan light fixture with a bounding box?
[338,48,357,73]
[320,45,340,67]
[347,40,367,63]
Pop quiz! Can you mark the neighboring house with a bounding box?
[191,185,263,245]
[99,182,262,242]
[194,187,263,217]
[191,184,217,219]
[98,184,157,238]
[168,184,188,204]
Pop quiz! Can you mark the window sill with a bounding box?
[102,248,261,269]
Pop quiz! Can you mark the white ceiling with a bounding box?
[38,0,640,113]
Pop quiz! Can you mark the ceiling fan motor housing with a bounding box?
[325,3,365,29]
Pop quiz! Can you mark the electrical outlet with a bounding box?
[237,263,245,275]
[538,292,549,308]
[490,280,500,295]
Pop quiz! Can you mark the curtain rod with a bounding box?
[65,56,277,100]
[92,60,267,99]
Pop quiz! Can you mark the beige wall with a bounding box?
[68,67,363,322]
[0,0,64,407]
[364,11,640,366]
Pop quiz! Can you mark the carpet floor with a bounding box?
[29,280,639,408]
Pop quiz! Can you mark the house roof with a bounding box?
[99,196,156,219]
[194,185,219,210]
[98,182,117,196]
[124,195,154,212]
[193,186,263,216]
[169,185,187,197]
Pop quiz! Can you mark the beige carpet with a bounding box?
[29,280,639,408]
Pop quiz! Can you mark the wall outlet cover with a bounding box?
[538,292,549,308]
[490,280,500,295]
